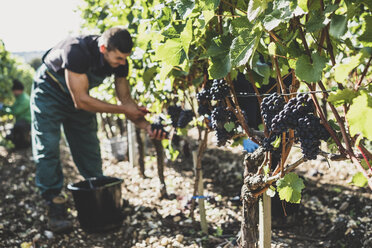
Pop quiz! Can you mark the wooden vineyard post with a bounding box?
[259,194,271,248]
[127,120,138,168]
[192,151,208,235]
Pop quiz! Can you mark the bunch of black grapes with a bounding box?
[261,93,285,132]
[151,119,169,138]
[209,79,230,100]
[167,106,194,128]
[271,94,314,132]
[261,93,330,160]
[196,88,211,116]
[177,110,194,128]
[167,105,182,127]
[296,114,330,160]
[210,106,237,146]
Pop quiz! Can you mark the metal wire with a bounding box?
[235,90,333,98]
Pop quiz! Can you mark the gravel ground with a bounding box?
[0,139,371,248]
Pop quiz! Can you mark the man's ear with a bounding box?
[99,45,106,53]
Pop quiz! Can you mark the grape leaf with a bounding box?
[208,53,231,79]
[347,92,372,140]
[298,0,308,12]
[180,19,193,54]
[224,122,235,132]
[247,0,269,22]
[334,54,362,83]
[329,14,347,38]
[276,173,305,203]
[200,0,220,24]
[230,17,253,36]
[206,36,232,57]
[305,10,326,32]
[358,15,372,47]
[327,88,359,107]
[351,172,368,187]
[295,53,327,83]
[175,0,195,19]
[268,42,277,55]
[230,30,262,67]
[262,0,300,31]
[155,39,186,66]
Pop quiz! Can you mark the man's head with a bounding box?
[12,79,24,97]
[99,27,133,68]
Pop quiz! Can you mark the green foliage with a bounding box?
[276,173,305,203]
[351,172,368,187]
[0,40,34,104]
[347,91,372,140]
[295,53,327,83]
[328,88,359,106]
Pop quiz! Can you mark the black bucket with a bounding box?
[67,176,124,232]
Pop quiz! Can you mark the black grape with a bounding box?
[167,106,182,127]
[177,110,194,128]
[209,79,230,101]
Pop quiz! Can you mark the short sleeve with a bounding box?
[113,60,129,78]
[63,44,91,74]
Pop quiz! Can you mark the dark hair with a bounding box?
[100,27,133,53]
[12,79,24,91]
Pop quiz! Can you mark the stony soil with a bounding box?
[0,139,371,248]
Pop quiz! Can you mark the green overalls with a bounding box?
[31,63,106,199]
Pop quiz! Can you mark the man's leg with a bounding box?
[63,110,103,179]
[31,75,73,232]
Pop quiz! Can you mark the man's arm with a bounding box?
[114,77,166,139]
[114,77,149,129]
[65,69,145,122]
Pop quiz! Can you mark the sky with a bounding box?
[0,0,83,52]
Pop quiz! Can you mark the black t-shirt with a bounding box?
[43,35,128,78]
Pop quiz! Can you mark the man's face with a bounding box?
[100,45,130,68]
[12,90,23,97]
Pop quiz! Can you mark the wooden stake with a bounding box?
[259,194,271,248]
[192,151,208,235]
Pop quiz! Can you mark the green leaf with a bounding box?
[329,14,348,39]
[276,173,305,203]
[200,0,220,23]
[358,15,372,47]
[305,10,326,32]
[272,135,281,148]
[347,92,372,140]
[143,67,158,85]
[247,0,269,22]
[295,52,327,83]
[208,53,231,79]
[252,61,270,85]
[155,39,186,66]
[180,19,193,54]
[206,36,232,57]
[351,172,368,187]
[175,0,195,19]
[298,0,308,12]
[268,42,277,55]
[230,17,254,36]
[230,30,262,67]
[334,54,362,83]
[224,122,235,132]
[327,89,359,107]
[262,0,298,31]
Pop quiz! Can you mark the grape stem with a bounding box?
[225,74,260,144]
[355,55,372,90]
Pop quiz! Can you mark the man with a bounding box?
[0,79,31,149]
[32,27,165,233]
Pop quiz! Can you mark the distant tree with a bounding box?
[29,57,42,70]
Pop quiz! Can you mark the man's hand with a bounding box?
[123,105,148,122]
